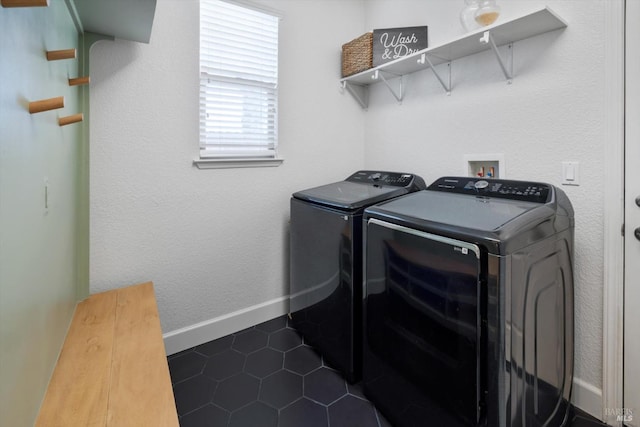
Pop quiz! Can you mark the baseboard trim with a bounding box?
[572,377,603,421]
[163,296,289,356]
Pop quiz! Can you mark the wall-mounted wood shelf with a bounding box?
[340,6,567,109]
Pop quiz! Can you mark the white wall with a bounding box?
[0,1,82,425]
[362,0,606,414]
[90,0,610,417]
[89,0,366,347]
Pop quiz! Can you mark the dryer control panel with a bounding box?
[428,177,551,203]
[346,170,426,189]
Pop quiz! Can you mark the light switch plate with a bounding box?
[561,161,580,186]
[44,177,49,215]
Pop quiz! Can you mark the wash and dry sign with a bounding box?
[373,26,428,67]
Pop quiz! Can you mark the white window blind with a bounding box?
[199,0,279,159]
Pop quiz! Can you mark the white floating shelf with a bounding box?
[340,6,568,108]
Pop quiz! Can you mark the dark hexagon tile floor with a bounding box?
[169,315,387,427]
[168,315,607,427]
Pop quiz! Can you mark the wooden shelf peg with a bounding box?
[1,0,49,7]
[29,96,64,114]
[68,76,90,86]
[46,48,76,61]
[58,113,83,127]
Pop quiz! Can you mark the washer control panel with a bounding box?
[428,177,551,203]
[346,170,426,189]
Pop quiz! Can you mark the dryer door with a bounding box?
[363,218,484,427]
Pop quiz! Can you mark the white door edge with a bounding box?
[623,0,640,425]
[602,0,625,425]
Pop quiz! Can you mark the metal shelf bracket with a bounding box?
[341,81,369,109]
[372,70,404,104]
[418,53,452,95]
[479,31,513,83]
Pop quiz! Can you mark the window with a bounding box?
[198,0,281,167]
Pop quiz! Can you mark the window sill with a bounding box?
[193,157,284,169]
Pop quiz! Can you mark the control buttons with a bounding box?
[347,171,415,188]
[492,184,547,201]
[431,177,549,203]
[366,173,411,186]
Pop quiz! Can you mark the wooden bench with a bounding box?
[35,282,179,427]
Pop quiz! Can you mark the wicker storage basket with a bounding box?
[341,32,373,77]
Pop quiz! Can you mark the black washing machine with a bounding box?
[363,176,574,427]
[289,170,426,383]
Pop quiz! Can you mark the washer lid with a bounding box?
[364,189,564,255]
[370,190,544,232]
[293,181,410,211]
